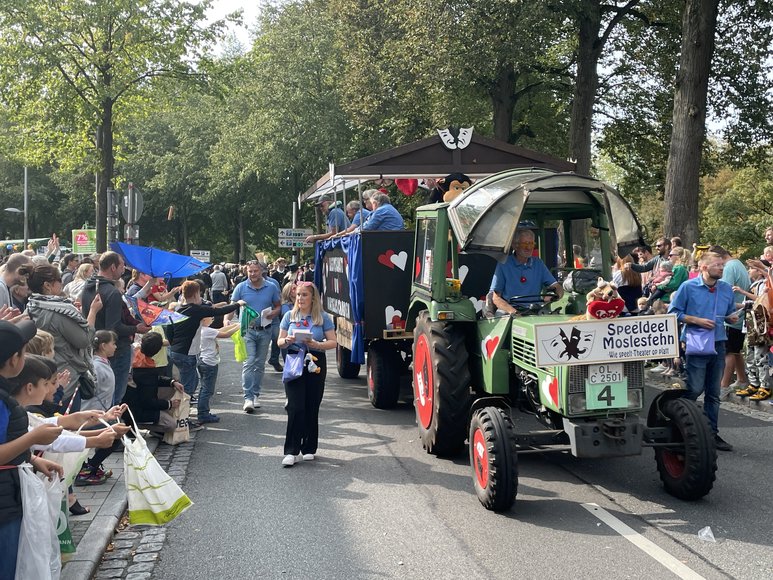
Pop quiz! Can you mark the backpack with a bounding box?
[745,295,773,346]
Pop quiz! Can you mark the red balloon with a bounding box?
[395,178,418,196]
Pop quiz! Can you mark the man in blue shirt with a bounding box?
[490,229,563,313]
[360,193,404,231]
[668,252,739,452]
[305,195,350,244]
[231,261,281,413]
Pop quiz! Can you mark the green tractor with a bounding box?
[405,168,717,511]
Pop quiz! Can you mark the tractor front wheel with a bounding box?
[469,406,518,511]
[412,311,471,456]
[653,398,717,500]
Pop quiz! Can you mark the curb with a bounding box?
[646,369,773,415]
[60,437,160,580]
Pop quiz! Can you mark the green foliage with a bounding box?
[700,158,773,251]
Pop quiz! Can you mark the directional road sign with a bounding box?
[278,228,313,238]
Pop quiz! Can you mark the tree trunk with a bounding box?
[95,99,114,252]
[491,63,517,143]
[569,1,602,176]
[663,0,719,247]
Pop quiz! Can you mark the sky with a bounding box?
[205,0,261,48]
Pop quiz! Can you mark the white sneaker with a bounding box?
[729,380,750,389]
[243,399,254,413]
[302,454,315,461]
[253,396,261,408]
[281,454,296,467]
[651,364,668,373]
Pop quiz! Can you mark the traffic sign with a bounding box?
[278,228,313,238]
[190,250,211,262]
[278,238,313,248]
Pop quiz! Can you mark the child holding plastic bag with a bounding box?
[0,320,63,580]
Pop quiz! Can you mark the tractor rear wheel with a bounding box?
[469,406,518,511]
[368,341,401,409]
[653,398,717,500]
[336,344,361,379]
[412,311,471,456]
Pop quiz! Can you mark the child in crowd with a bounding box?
[644,261,673,298]
[88,330,118,412]
[0,321,64,580]
[124,332,191,434]
[734,266,772,401]
[637,296,652,315]
[76,330,122,487]
[196,317,240,423]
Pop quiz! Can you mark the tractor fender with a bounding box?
[469,396,510,423]
[647,389,686,426]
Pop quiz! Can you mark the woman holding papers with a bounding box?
[277,282,336,467]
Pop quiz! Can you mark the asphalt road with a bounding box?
[154,345,773,580]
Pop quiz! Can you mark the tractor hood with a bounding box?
[447,169,643,260]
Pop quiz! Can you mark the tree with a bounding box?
[563,0,661,175]
[0,0,229,251]
[662,0,719,246]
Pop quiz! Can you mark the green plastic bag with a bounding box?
[232,329,247,362]
[57,496,75,555]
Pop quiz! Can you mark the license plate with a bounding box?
[586,363,628,410]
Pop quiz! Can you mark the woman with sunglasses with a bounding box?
[276,282,336,467]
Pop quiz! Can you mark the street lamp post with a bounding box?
[23,166,28,248]
[3,166,29,248]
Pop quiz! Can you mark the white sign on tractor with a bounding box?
[534,314,680,367]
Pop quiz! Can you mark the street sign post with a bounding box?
[278,228,313,248]
[190,250,211,262]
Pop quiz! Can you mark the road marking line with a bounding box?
[581,503,705,580]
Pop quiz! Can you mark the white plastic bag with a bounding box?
[123,408,192,526]
[15,463,63,580]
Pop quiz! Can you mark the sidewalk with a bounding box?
[646,367,773,415]
[60,433,197,580]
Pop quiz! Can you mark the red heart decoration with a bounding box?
[587,298,626,320]
[414,257,421,279]
[485,336,500,359]
[391,315,405,329]
[395,178,418,196]
[548,378,559,406]
[378,250,396,269]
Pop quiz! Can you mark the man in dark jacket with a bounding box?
[82,251,149,405]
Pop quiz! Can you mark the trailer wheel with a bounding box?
[336,344,361,379]
[368,341,400,409]
[653,398,717,500]
[413,311,471,456]
[469,407,518,511]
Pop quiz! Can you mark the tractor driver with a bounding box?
[489,228,563,314]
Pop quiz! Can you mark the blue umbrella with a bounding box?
[110,242,210,279]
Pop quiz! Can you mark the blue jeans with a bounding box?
[243,327,271,401]
[0,515,22,579]
[684,340,726,434]
[196,361,219,415]
[169,351,198,396]
[110,345,133,405]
